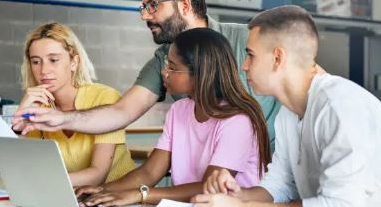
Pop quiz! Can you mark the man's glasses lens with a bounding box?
[139,1,158,14]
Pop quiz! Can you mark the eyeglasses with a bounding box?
[163,55,193,74]
[139,0,176,15]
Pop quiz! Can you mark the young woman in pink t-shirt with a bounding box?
[77,28,270,206]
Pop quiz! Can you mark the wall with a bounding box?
[0,1,169,127]
[373,0,381,21]
[373,0,381,35]
[316,31,350,79]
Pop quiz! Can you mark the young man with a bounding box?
[13,0,280,152]
[192,5,381,207]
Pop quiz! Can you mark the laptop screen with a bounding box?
[0,137,79,207]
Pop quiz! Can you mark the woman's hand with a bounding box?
[75,185,104,198]
[12,84,54,133]
[82,189,141,207]
[18,84,54,109]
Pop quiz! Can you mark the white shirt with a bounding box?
[259,73,381,207]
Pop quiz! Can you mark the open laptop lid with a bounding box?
[0,137,78,207]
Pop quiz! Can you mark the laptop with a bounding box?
[0,137,79,207]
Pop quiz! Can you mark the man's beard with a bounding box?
[147,9,187,44]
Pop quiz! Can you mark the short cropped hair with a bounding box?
[249,5,318,40]
[249,5,319,65]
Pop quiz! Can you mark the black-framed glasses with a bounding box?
[139,0,176,15]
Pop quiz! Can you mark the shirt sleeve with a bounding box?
[259,107,300,203]
[302,101,373,207]
[208,115,256,172]
[154,104,174,152]
[134,45,169,102]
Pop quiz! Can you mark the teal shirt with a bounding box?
[135,17,280,153]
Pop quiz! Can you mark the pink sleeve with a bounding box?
[155,106,174,152]
[209,115,257,172]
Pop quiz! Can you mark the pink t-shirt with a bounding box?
[155,98,261,188]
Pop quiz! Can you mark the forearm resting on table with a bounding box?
[102,165,161,192]
[70,166,109,187]
[146,182,204,204]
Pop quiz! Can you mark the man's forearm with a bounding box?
[64,105,130,134]
[66,85,159,134]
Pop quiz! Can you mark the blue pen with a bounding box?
[1,113,35,118]
[21,113,35,118]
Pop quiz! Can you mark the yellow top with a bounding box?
[27,83,135,183]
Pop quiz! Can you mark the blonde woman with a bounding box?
[16,22,135,187]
